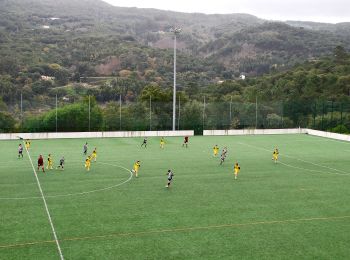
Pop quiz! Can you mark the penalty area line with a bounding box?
[23,144,64,260]
[1,215,350,250]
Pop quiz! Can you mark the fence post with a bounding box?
[321,101,324,130]
[56,94,58,132]
[119,94,122,131]
[149,95,152,131]
[203,96,206,130]
[313,102,316,129]
[331,100,334,128]
[255,95,258,129]
[88,95,91,131]
[229,96,232,128]
[178,95,181,130]
[20,92,23,130]
[340,102,343,125]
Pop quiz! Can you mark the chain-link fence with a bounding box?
[1,95,350,134]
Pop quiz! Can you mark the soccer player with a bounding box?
[213,144,219,157]
[272,148,279,163]
[56,156,65,170]
[37,155,45,173]
[220,147,228,165]
[132,160,141,177]
[47,154,53,170]
[182,136,189,148]
[141,137,148,148]
[83,142,88,155]
[165,169,174,188]
[160,137,165,149]
[18,144,23,159]
[91,147,97,162]
[85,156,91,171]
[234,162,241,180]
[25,139,31,150]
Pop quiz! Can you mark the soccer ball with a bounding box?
[132,169,135,173]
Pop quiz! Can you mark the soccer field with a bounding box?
[1,134,350,259]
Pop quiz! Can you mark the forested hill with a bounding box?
[1,0,350,79]
[1,0,350,132]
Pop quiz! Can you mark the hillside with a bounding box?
[1,0,350,79]
[1,0,350,127]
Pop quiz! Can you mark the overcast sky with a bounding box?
[102,0,350,24]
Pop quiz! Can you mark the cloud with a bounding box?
[102,0,350,23]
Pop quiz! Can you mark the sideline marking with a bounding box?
[1,215,350,250]
[24,144,64,260]
[237,141,350,176]
[278,161,350,176]
[0,162,132,200]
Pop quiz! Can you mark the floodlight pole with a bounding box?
[172,27,181,131]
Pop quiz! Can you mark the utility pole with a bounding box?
[171,27,181,131]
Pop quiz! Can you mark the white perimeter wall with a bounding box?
[1,129,349,142]
[0,130,194,140]
[203,128,306,136]
[203,128,350,142]
[306,129,350,142]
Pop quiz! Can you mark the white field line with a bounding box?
[1,215,350,250]
[24,144,64,260]
[0,162,133,200]
[237,141,350,176]
[278,161,349,176]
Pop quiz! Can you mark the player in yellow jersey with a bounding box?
[85,156,91,171]
[160,137,165,149]
[213,145,219,157]
[234,162,241,180]
[272,148,279,163]
[91,147,97,162]
[25,139,31,150]
[46,154,53,170]
[132,160,141,177]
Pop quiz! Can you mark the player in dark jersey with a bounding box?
[182,136,189,148]
[165,170,174,188]
[37,155,45,173]
[83,142,88,155]
[57,156,65,170]
[18,144,23,158]
[220,147,228,165]
[141,137,148,148]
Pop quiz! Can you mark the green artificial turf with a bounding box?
[0,134,350,259]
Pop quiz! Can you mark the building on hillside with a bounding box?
[41,75,55,81]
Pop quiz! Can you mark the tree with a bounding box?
[0,112,16,132]
[334,46,348,63]
[182,100,203,134]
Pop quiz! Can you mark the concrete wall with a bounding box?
[306,129,350,142]
[0,130,194,140]
[203,128,350,142]
[203,128,306,136]
[2,128,349,142]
